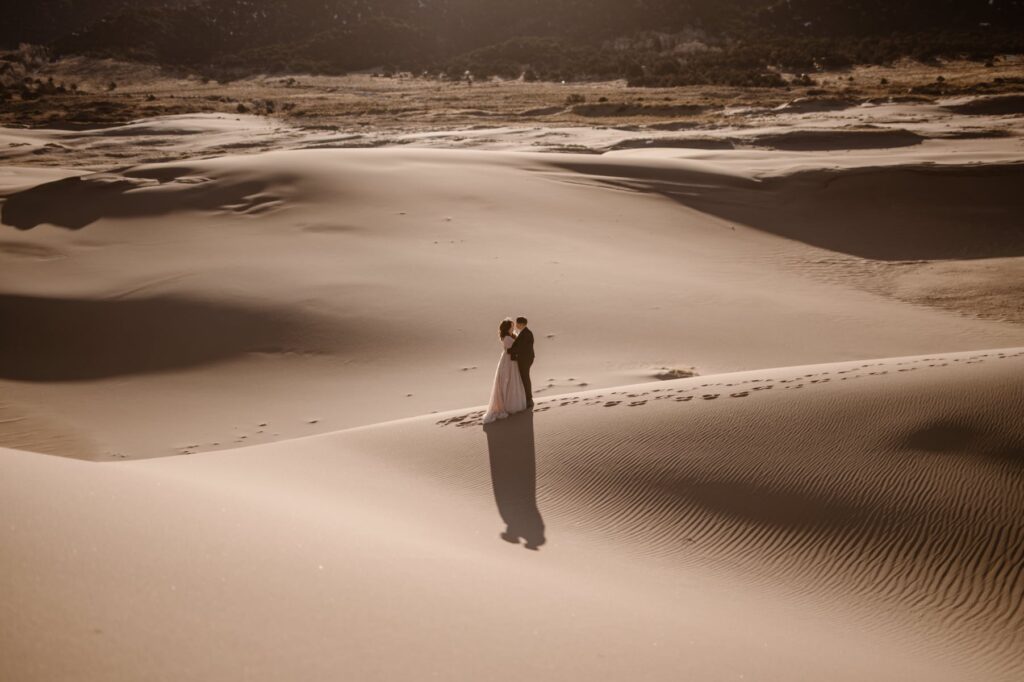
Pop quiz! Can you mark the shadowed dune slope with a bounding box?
[603,129,933,153]
[2,348,1022,681]
[942,94,1024,116]
[747,128,926,150]
[549,158,1024,260]
[0,293,352,381]
[1,147,1023,460]
[0,167,293,230]
[6,148,1024,261]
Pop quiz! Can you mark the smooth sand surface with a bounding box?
[1,94,1023,679]
[1,128,1023,458]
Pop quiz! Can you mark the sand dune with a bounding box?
[551,157,1024,259]
[2,144,1023,458]
[0,293,349,381]
[744,127,927,150]
[1,98,1022,680]
[941,93,1024,115]
[9,147,1023,258]
[2,348,1022,681]
[2,90,1023,167]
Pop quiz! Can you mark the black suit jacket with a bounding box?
[509,327,535,361]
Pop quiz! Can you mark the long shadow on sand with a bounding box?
[484,412,546,550]
[0,293,339,381]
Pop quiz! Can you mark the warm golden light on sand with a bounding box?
[2,38,1022,682]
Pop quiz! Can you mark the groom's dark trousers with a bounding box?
[509,327,535,406]
[517,356,534,406]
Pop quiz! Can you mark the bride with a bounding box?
[482,318,529,424]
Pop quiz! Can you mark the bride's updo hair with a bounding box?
[499,318,514,338]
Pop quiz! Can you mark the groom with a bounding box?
[508,316,535,408]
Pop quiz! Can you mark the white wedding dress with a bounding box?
[482,334,528,424]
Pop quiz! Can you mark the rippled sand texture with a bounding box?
[434,350,1024,673]
[3,350,1022,681]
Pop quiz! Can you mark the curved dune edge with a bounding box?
[2,348,1022,681]
[545,157,1024,260]
[3,146,1023,461]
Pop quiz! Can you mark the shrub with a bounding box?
[16,43,50,69]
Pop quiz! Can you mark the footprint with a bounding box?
[604,401,621,407]
[730,391,749,398]
[628,400,647,407]
[675,396,693,402]
[702,394,719,400]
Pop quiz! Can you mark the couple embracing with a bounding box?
[482,316,535,425]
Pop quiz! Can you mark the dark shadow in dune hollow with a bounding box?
[545,160,1024,260]
[484,411,546,550]
[0,293,332,381]
[673,476,872,532]
[900,418,1024,466]
[748,128,925,151]
[0,171,272,230]
[942,94,1024,116]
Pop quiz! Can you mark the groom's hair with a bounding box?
[516,316,528,325]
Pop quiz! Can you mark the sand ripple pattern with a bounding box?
[432,349,1024,678]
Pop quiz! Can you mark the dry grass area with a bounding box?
[2,54,1023,131]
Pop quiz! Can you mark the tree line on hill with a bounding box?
[2,0,1023,85]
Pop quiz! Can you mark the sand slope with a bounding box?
[1,94,1023,682]
[2,348,1022,681]
[1,144,1023,458]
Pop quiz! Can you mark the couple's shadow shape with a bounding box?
[483,411,546,550]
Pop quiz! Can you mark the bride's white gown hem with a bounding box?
[482,334,528,425]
